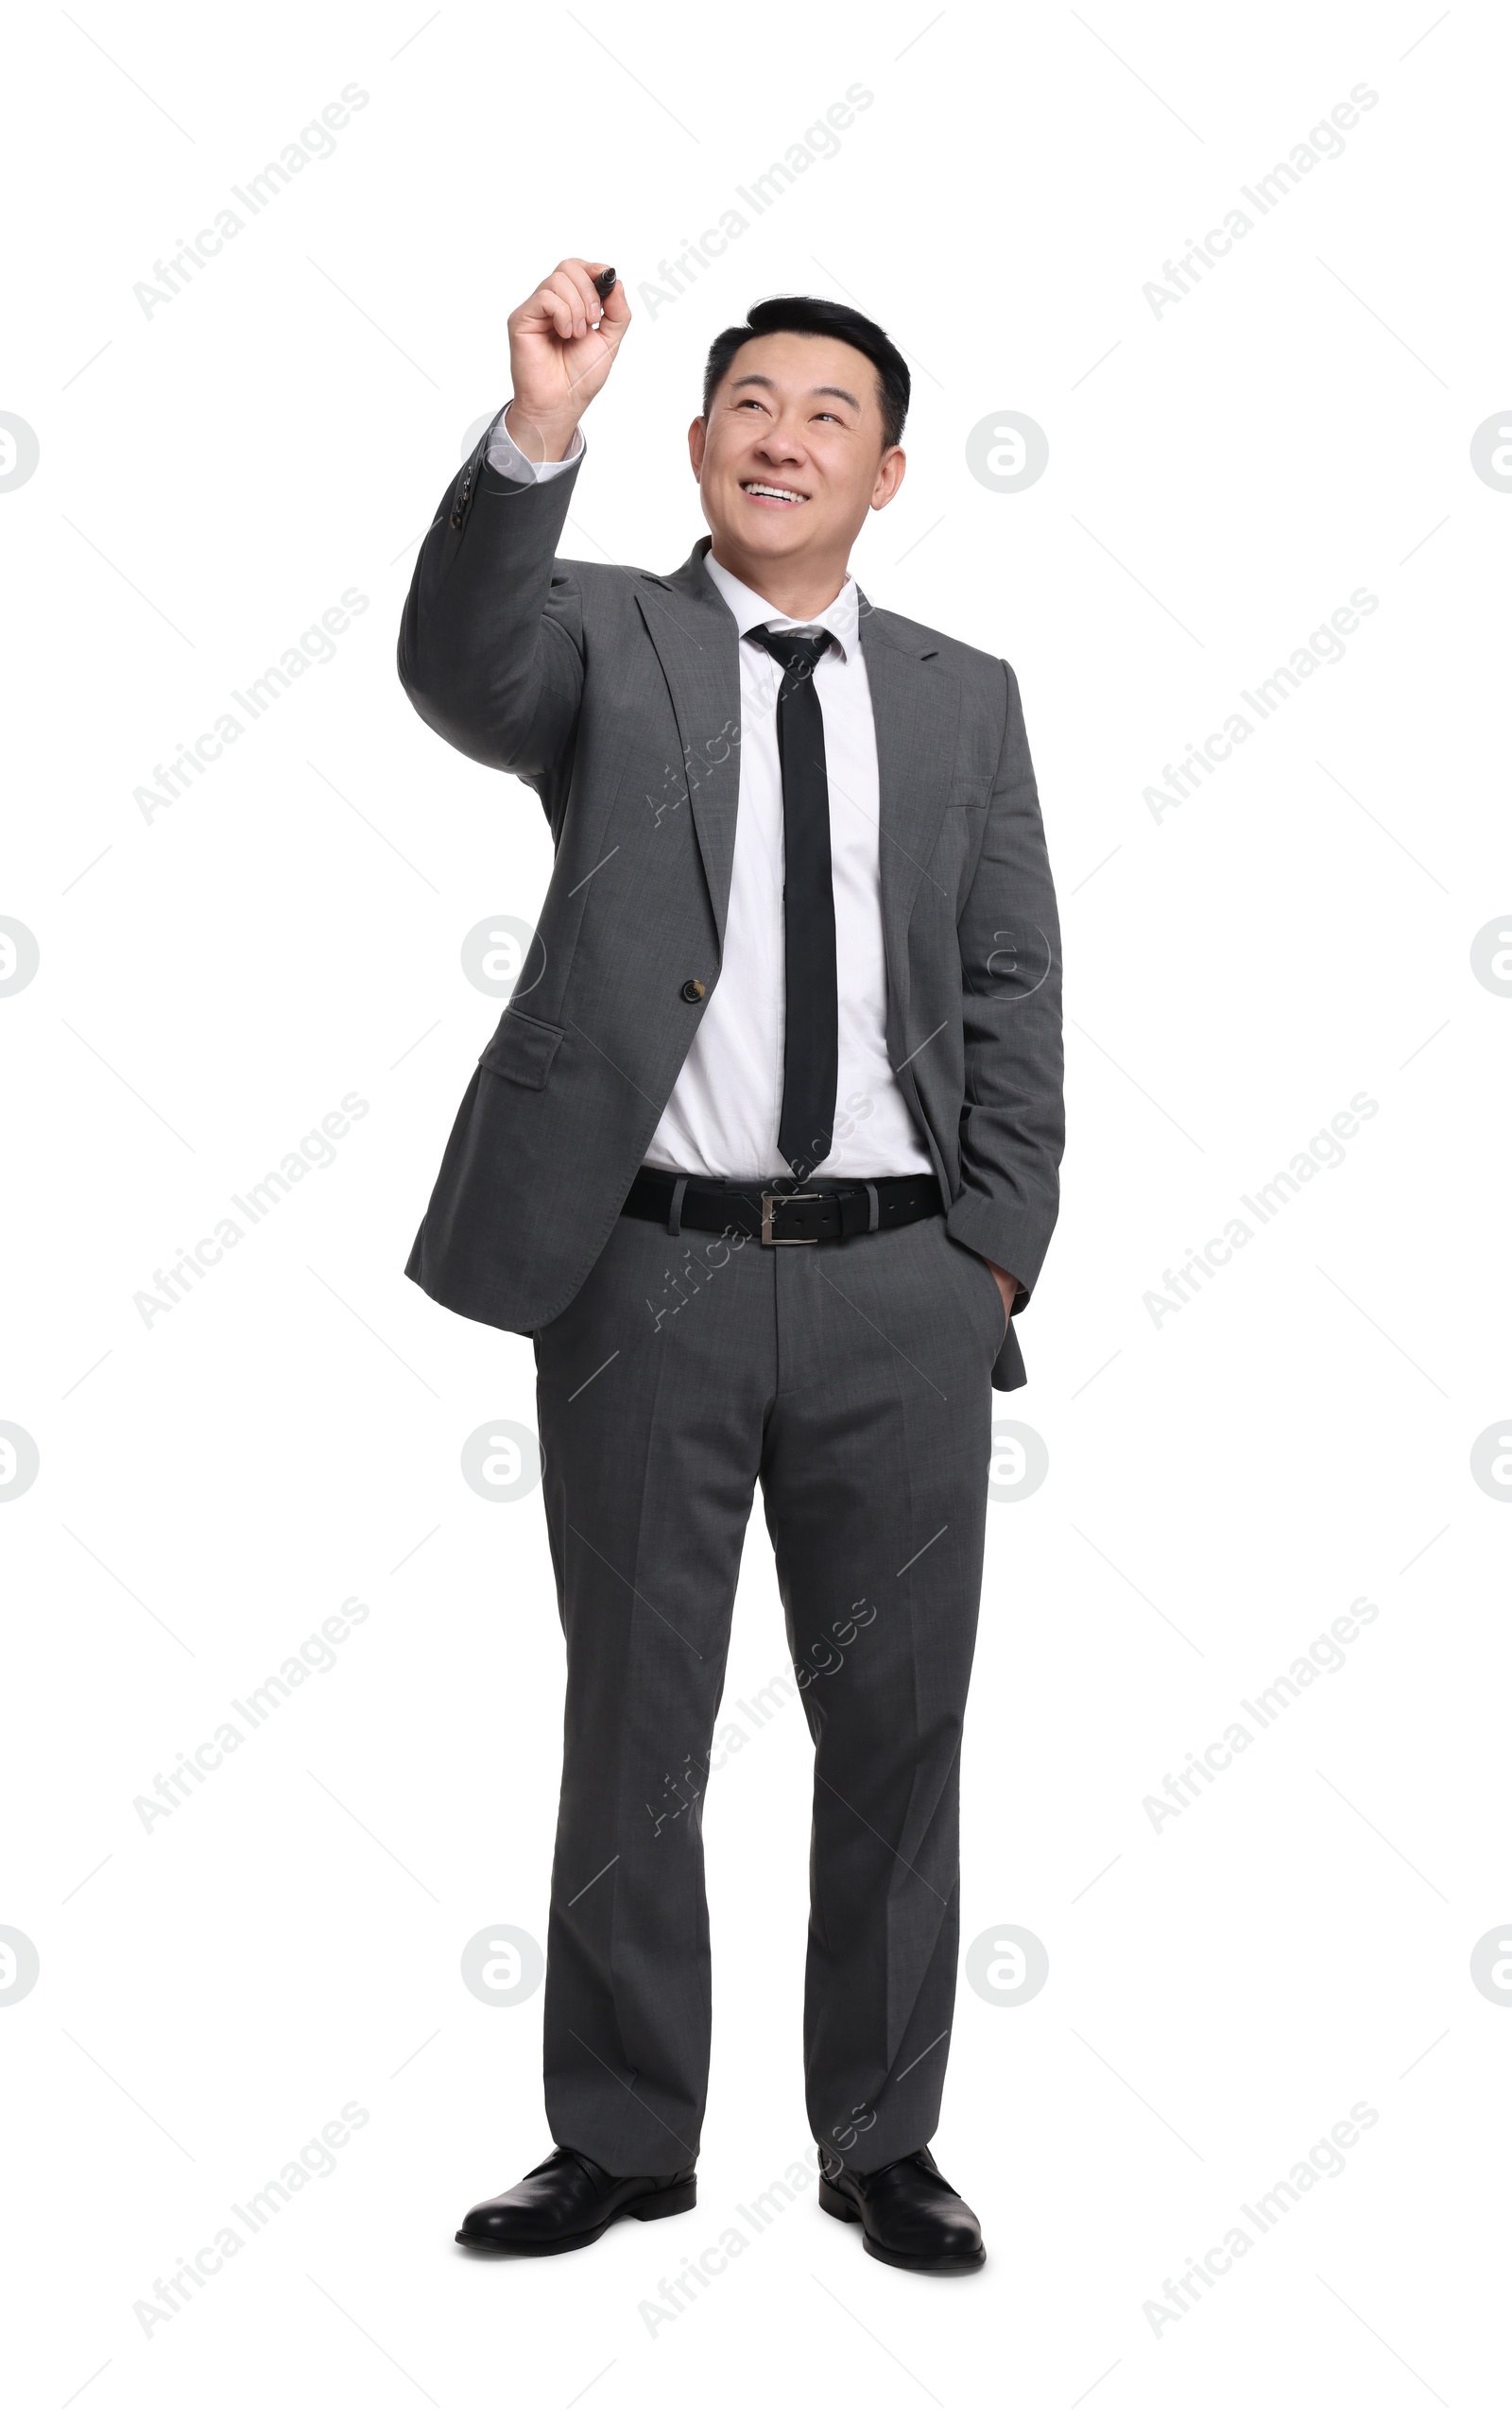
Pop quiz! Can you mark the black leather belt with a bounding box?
[621,1166,943,1245]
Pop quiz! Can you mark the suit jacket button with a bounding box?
[680,977,706,1003]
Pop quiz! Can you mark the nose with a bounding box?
[755,417,806,465]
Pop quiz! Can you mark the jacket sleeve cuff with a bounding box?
[485,407,585,485]
[943,1188,1054,1313]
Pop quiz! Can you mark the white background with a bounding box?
[4,1,1509,2411]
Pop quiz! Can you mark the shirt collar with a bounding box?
[701,549,858,662]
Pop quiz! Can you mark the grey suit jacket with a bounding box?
[397,418,1064,1391]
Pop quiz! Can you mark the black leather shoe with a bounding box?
[818,2146,986,2273]
[456,2144,696,2256]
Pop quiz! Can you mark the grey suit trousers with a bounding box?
[533,1186,1007,2176]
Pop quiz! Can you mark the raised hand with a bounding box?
[504,258,631,461]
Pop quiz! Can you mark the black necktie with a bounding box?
[749,624,836,1183]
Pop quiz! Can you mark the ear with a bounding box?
[869,445,906,511]
[688,417,707,477]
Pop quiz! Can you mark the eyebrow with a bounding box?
[728,372,862,412]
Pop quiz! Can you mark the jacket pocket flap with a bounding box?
[478,1008,564,1090]
[951,773,994,809]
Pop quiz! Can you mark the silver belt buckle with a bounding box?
[761,1189,821,1244]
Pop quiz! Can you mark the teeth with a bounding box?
[744,483,804,502]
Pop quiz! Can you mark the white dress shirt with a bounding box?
[486,412,932,1180]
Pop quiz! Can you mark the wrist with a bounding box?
[987,1259,1022,1311]
[503,399,581,464]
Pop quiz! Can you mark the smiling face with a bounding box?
[690,330,905,607]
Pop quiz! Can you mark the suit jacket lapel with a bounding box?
[634,551,959,1002]
[635,540,742,948]
[857,597,959,1021]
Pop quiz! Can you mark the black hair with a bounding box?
[701,295,910,452]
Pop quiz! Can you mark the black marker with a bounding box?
[593,266,617,301]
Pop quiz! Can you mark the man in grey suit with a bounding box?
[400,258,1063,2273]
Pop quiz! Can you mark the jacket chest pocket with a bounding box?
[934,780,993,900]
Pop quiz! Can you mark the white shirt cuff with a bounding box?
[485,410,585,483]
